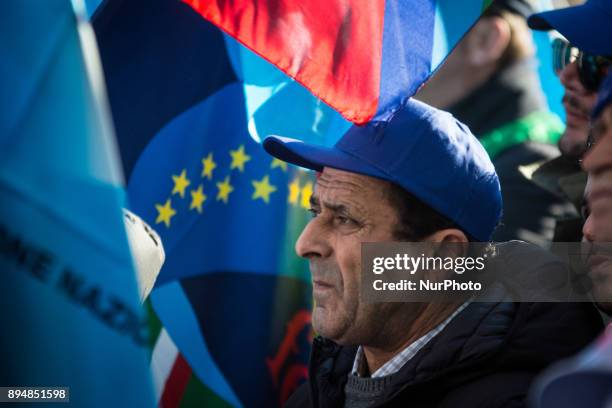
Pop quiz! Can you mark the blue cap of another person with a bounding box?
[593,72,612,119]
[528,0,612,55]
[263,99,502,242]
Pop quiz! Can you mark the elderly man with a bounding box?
[263,99,601,407]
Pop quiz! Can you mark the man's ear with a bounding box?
[425,229,469,265]
[426,228,469,244]
[465,16,511,67]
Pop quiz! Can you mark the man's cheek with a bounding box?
[591,201,612,238]
[592,272,612,304]
[589,137,612,163]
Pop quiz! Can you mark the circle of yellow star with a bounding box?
[171,169,191,198]
[252,175,277,204]
[216,176,234,204]
[229,145,251,172]
[201,152,217,180]
[271,158,288,172]
[190,184,207,213]
[288,178,301,205]
[155,199,176,228]
[300,182,313,209]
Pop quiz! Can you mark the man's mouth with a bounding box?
[312,279,334,291]
[588,187,612,209]
[588,254,609,272]
[563,95,590,123]
[584,242,612,277]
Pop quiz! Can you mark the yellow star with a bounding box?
[288,178,301,205]
[190,184,207,213]
[155,199,176,228]
[229,145,251,172]
[271,158,288,172]
[201,153,217,180]
[171,169,191,198]
[252,175,277,204]
[216,176,234,204]
[301,182,313,209]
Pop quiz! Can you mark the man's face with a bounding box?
[295,167,414,345]
[582,105,612,240]
[558,61,599,157]
[582,105,612,311]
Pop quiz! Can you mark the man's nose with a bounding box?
[295,219,332,259]
[559,61,582,92]
[582,214,595,243]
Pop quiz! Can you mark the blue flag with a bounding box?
[0,1,154,406]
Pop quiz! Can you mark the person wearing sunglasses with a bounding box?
[529,73,612,408]
[548,36,612,157]
[521,0,612,242]
[529,0,612,159]
[525,4,612,406]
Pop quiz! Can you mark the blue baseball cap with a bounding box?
[528,0,612,55]
[593,72,612,119]
[490,0,536,19]
[263,99,502,241]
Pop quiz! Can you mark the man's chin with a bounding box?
[312,306,334,337]
[312,307,350,343]
[559,129,588,158]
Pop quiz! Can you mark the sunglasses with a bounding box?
[552,38,612,92]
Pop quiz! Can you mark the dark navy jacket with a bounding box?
[286,299,602,408]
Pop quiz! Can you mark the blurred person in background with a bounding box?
[529,0,612,158]
[417,0,575,245]
[530,72,612,408]
[581,72,612,316]
[525,0,612,242]
[526,4,612,406]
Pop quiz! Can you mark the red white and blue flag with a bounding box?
[186,0,492,124]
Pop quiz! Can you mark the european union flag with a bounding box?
[130,82,318,407]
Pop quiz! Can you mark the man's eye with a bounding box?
[308,208,320,218]
[335,215,355,225]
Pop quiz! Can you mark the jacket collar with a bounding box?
[308,295,517,407]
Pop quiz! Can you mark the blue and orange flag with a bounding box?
[186,0,493,124]
[91,0,490,406]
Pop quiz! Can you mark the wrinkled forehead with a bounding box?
[313,167,392,208]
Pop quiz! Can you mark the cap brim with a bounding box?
[263,136,388,180]
[527,11,554,31]
[528,4,612,55]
